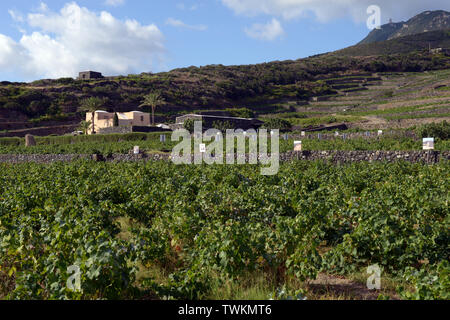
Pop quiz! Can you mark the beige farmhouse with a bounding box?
[86,111,150,134]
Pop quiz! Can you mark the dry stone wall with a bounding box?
[0,151,448,164]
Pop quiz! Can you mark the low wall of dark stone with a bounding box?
[0,153,173,164]
[131,126,172,133]
[0,151,448,164]
[98,126,132,135]
[98,126,172,135]
[0,124,79,138]
[0,154,90,163]
[107,153,171,162]
[280,150,448,164]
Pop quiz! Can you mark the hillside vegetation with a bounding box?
[1,52,449,135]
[1,10,450,136]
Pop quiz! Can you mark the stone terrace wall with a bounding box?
[0,154,90,163]
[281,151,448,164]
[98,126,172,135]
[286,130,418,140]
[0,151,448,164]
[98,126,133,135]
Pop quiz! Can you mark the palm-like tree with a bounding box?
[79,120,92,135]
[80,97,104,134]
[139,92,166,125]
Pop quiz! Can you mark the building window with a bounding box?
[141,116,144,122]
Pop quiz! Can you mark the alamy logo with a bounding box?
[367,264,381,290]
[367,5,381,30]
[67,265,81,292]
[171,121,280,175]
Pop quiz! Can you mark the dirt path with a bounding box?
[306,273,400,300]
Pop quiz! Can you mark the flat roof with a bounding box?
[95,110,147,114]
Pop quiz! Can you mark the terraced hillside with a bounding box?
[260,68,450,130]
[1,48,449,137]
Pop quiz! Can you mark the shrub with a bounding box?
[415,121,449,140]
[2,102,24,113]
[383,90,394,98]
[399,261,450,300]
[55,78,76,85]
[225,108,255,118]
[262,118,292,132]
[183,119,195,133]
[0,137,23,146]
[212,121,235,132]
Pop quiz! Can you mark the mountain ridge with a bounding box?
[360,10,450,44]
[336,29,450,56]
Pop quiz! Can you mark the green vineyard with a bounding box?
[0,160,448,300]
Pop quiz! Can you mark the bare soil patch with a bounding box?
[306,273,400,300]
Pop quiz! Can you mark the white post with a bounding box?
[423,138,434,150]
[294,141,302,151]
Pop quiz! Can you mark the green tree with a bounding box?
[416,120,449,140]
[212,120,235,133]
[80,97,105,134]
[262,118,292,132]
[79,120,92,135]
[139,92,166,125]
[225,108,255,118]
[183,119,195,133]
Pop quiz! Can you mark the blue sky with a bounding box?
[0,0,449,82]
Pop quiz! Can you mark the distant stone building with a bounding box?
[78,71,104,80]
[430,48,443,54]
[86,110,150,134]
[431,47,450,54]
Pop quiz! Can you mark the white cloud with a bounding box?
[166,18,207,31]
[0,34,27,70]
[8,10,24,22]
[245,18,284,41]
[38,2,49,12]
[104,0,125,7]
[176,2,200,11]
[221,0,450,23]
[0,2,164,80]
